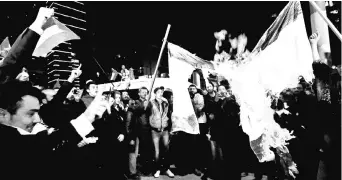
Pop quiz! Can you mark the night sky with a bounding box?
[0,1,290,75]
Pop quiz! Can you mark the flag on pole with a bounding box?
[168,43,214,135]
[32,17,80,57]
[0,37,11,58]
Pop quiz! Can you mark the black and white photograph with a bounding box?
[0,1,340,180]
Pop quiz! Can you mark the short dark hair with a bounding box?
[154,86,164,94]
[208,81,214,88]
[0,80,43,114]
[163,90,173,100]
[113,91,121,97]
[218,84,229,91]
[188,84,197,89]
[139,86,149,94]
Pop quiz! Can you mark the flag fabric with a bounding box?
[214,1,313,166]
[0,37,11,58]
[32,17,80,57]
[168,43,214,135]
[244,1,313,163]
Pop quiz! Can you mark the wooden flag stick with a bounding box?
[309,1,342,42]
[146,24,171,102]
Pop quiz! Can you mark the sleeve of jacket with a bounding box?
[50,81,74,105]
[118,108,126,135]
[0,28,40,84]
[22,123,84,152]
[125,103,136,140]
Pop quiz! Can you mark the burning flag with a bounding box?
[32,17,80,57]
[214,1,314,178]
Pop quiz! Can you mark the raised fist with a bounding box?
[34,7,54,30]
[68,64,82,82]
[309,32,320,45]
[70,69,82,79]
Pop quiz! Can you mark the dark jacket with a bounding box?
[209,96,240,143]
[0,123,84,179]
[204,92,217,118]
[40,81,83,128]
[125,98,150,140]
[0,28,40,84]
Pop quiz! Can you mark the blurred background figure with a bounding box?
[16,67,29,82]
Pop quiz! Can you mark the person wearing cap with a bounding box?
[146,86,174,178]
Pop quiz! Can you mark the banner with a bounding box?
[32,17,80,57]
[168,43,214,134]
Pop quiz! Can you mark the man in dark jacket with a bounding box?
[126,86,152,179]
[0,79,112,179]
[208,84,241,180]
[39,68,83,128]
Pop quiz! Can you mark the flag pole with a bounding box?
[309,1,342,42]
[146,24,171,102]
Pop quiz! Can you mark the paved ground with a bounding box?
[141,173,267,180]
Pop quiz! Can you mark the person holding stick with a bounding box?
[146,86,174,178]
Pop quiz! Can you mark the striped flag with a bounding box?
[168,42,214,135]
[32,17,80,57]
[0,37,11,58]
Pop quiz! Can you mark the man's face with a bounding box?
[188,86,197,95]
[229,37,238,49]
[139,89,148,100]
[122,91,130,100]
[11,95,41,133]
[296,84,303,93]
[218,86,228,97]
[155,89,164,99]
[207,83,214,93]
[122,65,125,69]
[87,84,98,97]
[114,94,121,105]
[18,72,29,82]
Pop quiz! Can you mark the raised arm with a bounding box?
[309,32,321,62]
[0,8,54,84]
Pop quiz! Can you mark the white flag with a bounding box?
[168,43,214,135]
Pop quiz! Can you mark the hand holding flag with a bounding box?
[30,7,54,35]
[32,15,80,57]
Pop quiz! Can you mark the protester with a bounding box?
[121,65,130,81]
[146,86,174,178]
[0,3,340,180]
[0,79,113,179]
[126,86,154,179]
[15,67,30,81]
[39,68,83,128]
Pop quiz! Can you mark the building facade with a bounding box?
[45,1,87,88]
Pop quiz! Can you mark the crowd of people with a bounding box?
[0,7,340,180]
